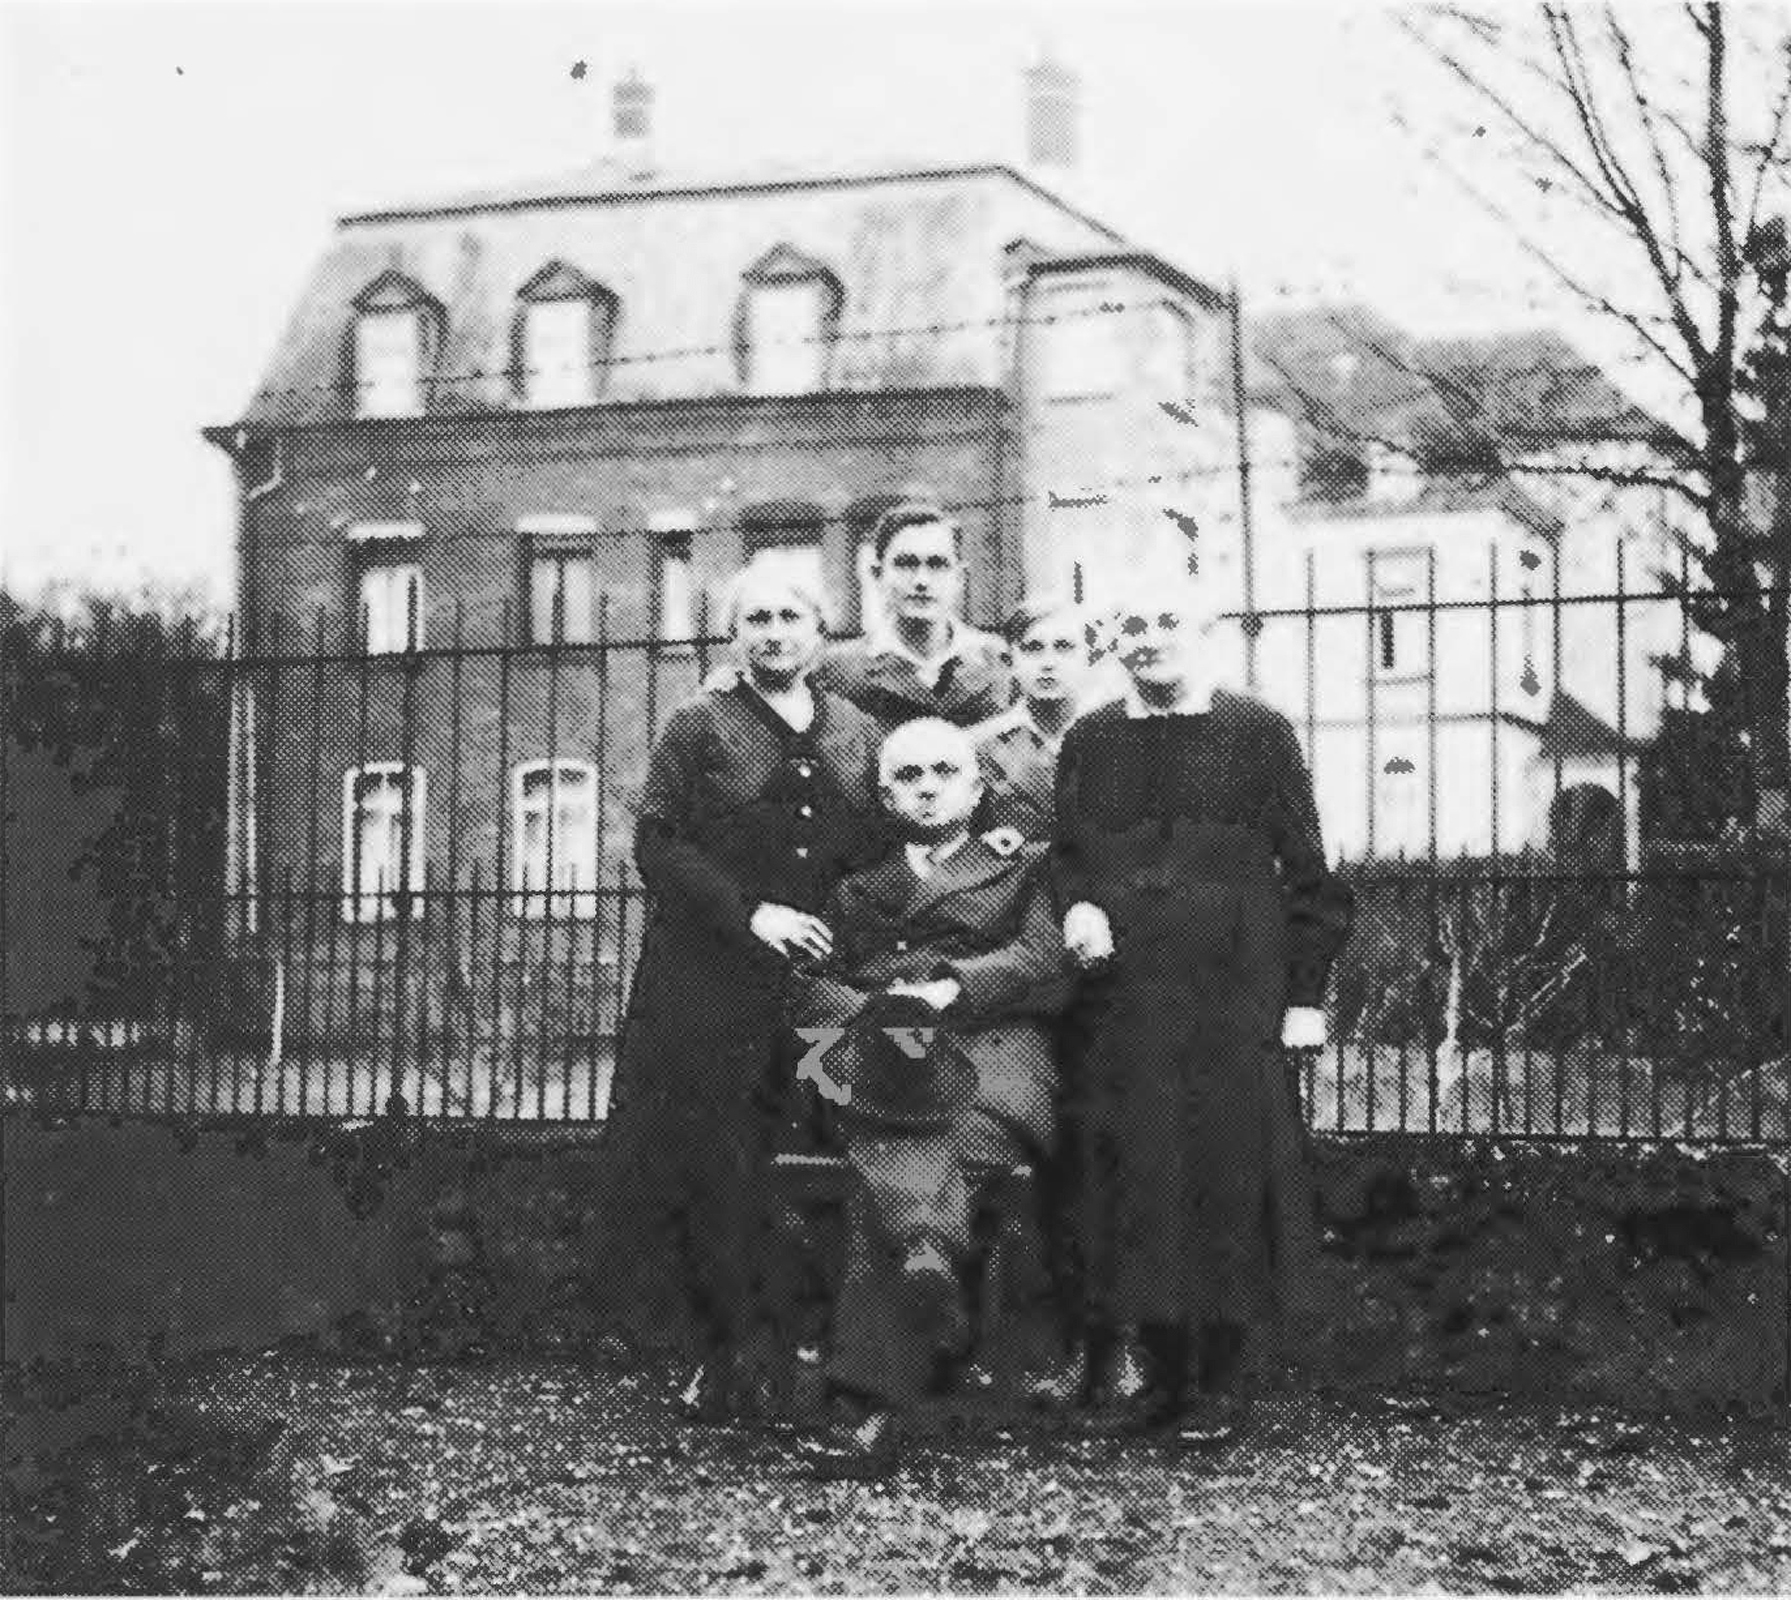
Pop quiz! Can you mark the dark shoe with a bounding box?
[1026,1346,1088,1409]
[799,1407,903,1482]
[1172,1391,1253,1448]
[1086,1329,1150,1408]
[901,1241,969,1357]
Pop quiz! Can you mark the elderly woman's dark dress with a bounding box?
[605,680,882,1357]
[1053,693,1353,1349]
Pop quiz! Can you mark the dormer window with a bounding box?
[351,272,441,420]
[736,245,842,396]
[514,262,617,409]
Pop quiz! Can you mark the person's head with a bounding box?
[1003,595,1092,706]
[720,556,827,687]
[878,717,984,842]
[1107,573,1221,692]
[869,503,964,629]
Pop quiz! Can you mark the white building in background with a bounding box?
[1240,328,1706,864]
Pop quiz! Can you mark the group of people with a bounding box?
[602,501,1355,1478]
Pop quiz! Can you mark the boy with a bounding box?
[794,717,1066,1476]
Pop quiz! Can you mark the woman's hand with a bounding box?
[1280,1006,1327,1050]
[886,977,961,1012]
[749,902,834,962]
[1062,902,1115,968]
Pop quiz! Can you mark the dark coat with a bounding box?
[811,626,1015,736]
[1053,694,1354,1328]
[974,709,1063,840]
[795,835,1067,1150]
[604,681,883,1348]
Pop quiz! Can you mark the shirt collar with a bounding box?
[905,832,970,879]
[1122,674,1220,719]
[864,616,969,687]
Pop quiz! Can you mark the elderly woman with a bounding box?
[1054,573,1353,1442]
[605,556,884,1421]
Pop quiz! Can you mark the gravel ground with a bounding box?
[4,1352,1788,1594]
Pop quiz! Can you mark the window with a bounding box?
[359,562,423,654]
[521,300,597,408]
[655,535,698,645]
[351,272,440,420]
[355,310,425,418]
[513,263,616,408]
[341,765,426,923]
[736,245,842,397]
[512,761,598,919]
[1369,551,1430,680]
[529,548,596,644]
[1036,286,1126,401]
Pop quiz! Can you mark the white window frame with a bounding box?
[354,308,426,420]
[1369,550,1431,682]
[528,546,597,645]
[511,760,600,920]
[341,764,427,924]
[743,278,833,396]
[520,297,597,409]
[651,511,702,649]
[359,561,424,655]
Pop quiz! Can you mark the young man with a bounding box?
[811,503,1014,735]
[973,595,1097,841]
[793,717,1067,1477]
[1054,573,1353,1444]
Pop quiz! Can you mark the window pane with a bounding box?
[362,564,422,653]
[559,558,596,643]
[531,558,562,642]
[658,546,696,641]
[746,280,829,395]
[356,310,422,418]
[523,299,595,408]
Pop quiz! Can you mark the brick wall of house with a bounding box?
[226,388,1008,1044]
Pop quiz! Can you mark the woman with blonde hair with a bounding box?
[604,555,883,1421]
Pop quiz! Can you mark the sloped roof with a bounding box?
[232,163,1127,429]
[1248,304,1662,453]
[1537,688,1645,756]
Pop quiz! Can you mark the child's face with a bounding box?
[881,739,983,837]
[1012,612,1087,704]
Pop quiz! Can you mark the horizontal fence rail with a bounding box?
[4,573,1787,1142]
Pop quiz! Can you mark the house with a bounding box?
[204,68,1236,1042]
[1243,307,1701,862]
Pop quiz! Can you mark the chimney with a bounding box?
[1024,56,1078,172]
[613,69,655,181]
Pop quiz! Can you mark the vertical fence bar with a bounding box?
[1615,543,1631,1139]
[590,592,613,1124]
[1365,551,1378,862]
[494,599,515,1120]
[295,611,328,1116]
[345,599,376,1116]
[390,590,422,1116]
[541,600,566,1121]
[443,601,468,1121]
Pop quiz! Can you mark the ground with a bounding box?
[4,1352,1788,1594]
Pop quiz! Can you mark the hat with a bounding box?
[830,990,974,1133]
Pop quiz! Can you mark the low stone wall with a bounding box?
[5,1115,1785,1424]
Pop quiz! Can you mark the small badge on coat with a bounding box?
[981,826,1025,856]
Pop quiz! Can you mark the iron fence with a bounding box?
[3,575,1786,1142]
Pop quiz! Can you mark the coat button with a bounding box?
[797,762,812,777]
[799,805,813,818]
[795,846,809,859]
[896,939,909,952]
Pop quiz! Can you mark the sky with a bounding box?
[0,0,1712,605]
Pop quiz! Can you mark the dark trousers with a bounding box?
[828,1107,1048,1405]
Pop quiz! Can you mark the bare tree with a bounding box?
[1377,2,1791,830]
